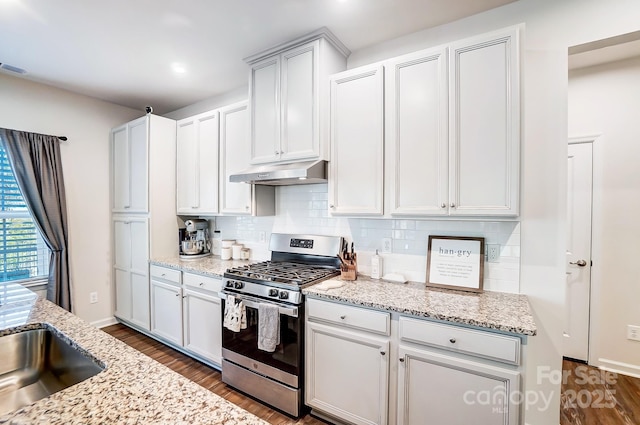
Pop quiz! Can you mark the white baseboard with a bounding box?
[90,316,118,329]
[595,358,640,379]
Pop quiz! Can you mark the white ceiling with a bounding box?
[0,0,517,114]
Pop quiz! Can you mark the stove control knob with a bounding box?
[234,281,244,289]
[278,291,289,300]
[268,289,279,297]
[225,281,234,288]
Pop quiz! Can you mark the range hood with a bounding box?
[229,160,327,186]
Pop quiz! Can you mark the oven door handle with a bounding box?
[220,291,299,318]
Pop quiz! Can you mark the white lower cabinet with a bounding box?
[305,299,525,425]
[149,265,222,366]
[397,346,520,425]
[182,275,222,365]
[306,299,390,425]
[150,277,183,346]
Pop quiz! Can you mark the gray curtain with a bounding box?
[0,129,71,311]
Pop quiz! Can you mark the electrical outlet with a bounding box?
[628,325,640,341]
[89,292,98,304]
[258,231,266,243]
[487,244,500,263]
[382,238,392,253]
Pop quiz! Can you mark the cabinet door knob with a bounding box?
[340,315,346,320]
[380,351,386,356]
[280,150,284,155]
[450,203,456,208]
[175,293,180,297]
[440,203,446,208]
[199,282,204,286]
[182,295,187,299]
[449,338,456,344]
[275,150,280,155]
[245,205,250,210]
[329,204,335,209]
[399,358,405,363]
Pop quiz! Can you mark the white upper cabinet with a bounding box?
[111,116,148,213]
[448,27,520,216]
[176,110,219,215]
[328,65,385,216]
[219,101,252,215]
[386,47,449,216]
[246,28,349,165]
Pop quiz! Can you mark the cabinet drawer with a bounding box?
[399,316,521,365]
[150,265,181,284]
[183,272,222,293]
[307,298,390,336]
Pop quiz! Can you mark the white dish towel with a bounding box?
[223,295,247,332]
[258,303,280,352]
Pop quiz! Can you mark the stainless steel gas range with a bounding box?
[220,233,343,417]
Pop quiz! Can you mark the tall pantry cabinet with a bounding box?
[111,114,178,331]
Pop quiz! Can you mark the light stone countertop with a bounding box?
[0,281,268,425]
[150,256,537,337]
[303,275,537,336]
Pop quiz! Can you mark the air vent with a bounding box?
[0,63,27,74]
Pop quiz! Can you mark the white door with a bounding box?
[219,101,252,214]
[150,279,183,345]
[182,288,222,364]
[250,56,280,164]
[564,141,593,361]
[397,345,520,425]
[306,321,389,425]
[328,64,384,216]
[176,118,198,213]
[280,41,318,162]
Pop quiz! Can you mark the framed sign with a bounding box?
[426,235,485,292]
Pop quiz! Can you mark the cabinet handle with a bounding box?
[380,351,386,356]
[124,205,130,209]
[449,338,456,344]
[329,205,335,209]
[182,295,187,299]
[450,203,455,208]
[399,358,405,363]
[275,150,280,155]
[280,150,284,155]
[161,273,166,277]
[199,282,204,286]
[340,315,346,320]
[440,203,446,208]
[175,293,180,297]
[245,206,250,210]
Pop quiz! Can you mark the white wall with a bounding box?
[0,73,141,326]
[216,184,522,291]
[569,57,640,377]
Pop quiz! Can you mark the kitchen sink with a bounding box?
[0,326,105,416]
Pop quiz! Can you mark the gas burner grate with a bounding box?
[225,261,339,287]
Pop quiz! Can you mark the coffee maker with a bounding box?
[179,219,211,259]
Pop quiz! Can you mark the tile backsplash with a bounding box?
[213,184,520,293]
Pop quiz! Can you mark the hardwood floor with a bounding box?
[560,359,640,425]
[103,324,640,425]
[102,324,329,425]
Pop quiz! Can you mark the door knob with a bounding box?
[569,260,587,267]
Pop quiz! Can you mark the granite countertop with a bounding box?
[150,256,252,278]
[150,256,536,336]
[0,282,267,425]
[303,276,537,336]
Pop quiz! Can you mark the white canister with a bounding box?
[241,248,251,260]
[212,230,222,256]
[221,239,236,249]
[221,247,232,260]
[232,244,244,260]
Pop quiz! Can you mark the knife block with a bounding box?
[340,253,357,281]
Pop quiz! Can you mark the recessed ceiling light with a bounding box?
[171,62,187,74]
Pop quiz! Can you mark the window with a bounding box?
[0,144,49,283]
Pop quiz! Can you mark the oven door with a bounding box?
[220,290,303,388]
